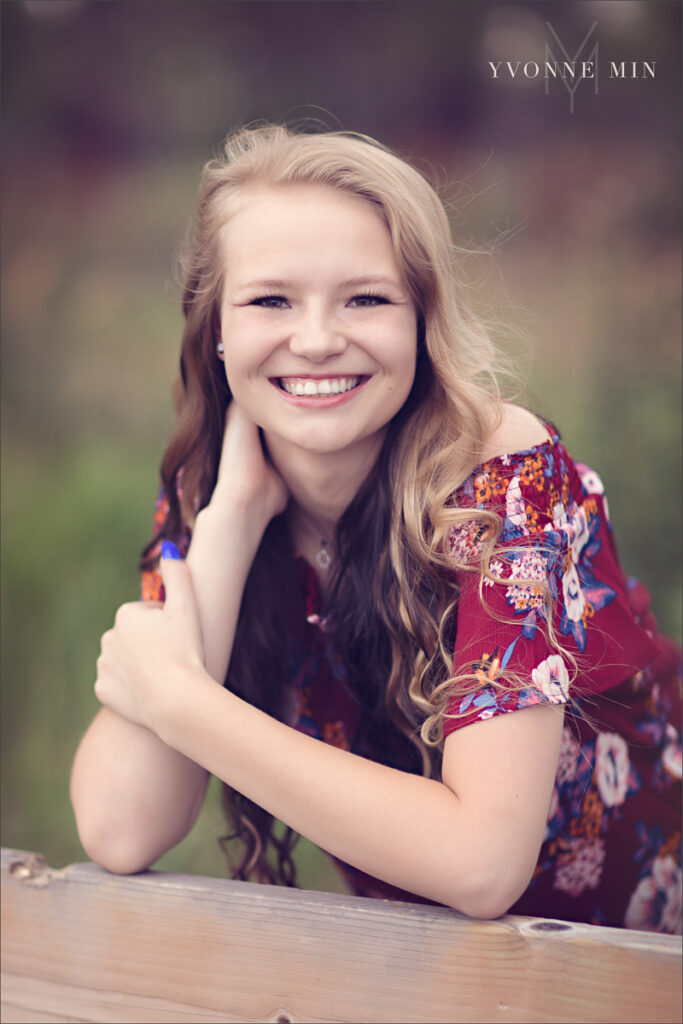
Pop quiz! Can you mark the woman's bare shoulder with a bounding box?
[479,403,551,464]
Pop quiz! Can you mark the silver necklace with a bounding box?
[316,540,332,570]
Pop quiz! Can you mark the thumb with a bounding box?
[159,541,195,615]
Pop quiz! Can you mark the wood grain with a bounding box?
[1,848,681,1024]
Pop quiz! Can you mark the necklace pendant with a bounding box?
[316,542,332,570]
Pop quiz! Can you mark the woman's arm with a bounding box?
[82,401,562,910]
[70,707,210,875]
[162,659,562,916]
[69,505,263,874]
[71,405,287,874]
[95,548,563,915]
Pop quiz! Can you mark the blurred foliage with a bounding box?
[1,1,680,887]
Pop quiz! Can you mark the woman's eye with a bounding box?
[250,295,289,309]
[349,294,390,307]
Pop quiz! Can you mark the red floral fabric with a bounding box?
[439,431,681,930]
[141,431,681,932]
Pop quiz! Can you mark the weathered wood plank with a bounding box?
[1,848,680,1024]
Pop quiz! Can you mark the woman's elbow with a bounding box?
[455,883,519,921]
[74,816,157,875]
[80,833,153,875]
[444,861,535,920]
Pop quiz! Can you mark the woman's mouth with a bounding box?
[276,375,365,396]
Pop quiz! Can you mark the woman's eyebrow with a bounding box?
[235,278,293,291]
[234,274,404,292]
[338,275,403,288]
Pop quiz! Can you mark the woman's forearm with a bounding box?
[70,707,210,874]
[71,508,263,873]
[155,669,559,917]
[184,504,267,683]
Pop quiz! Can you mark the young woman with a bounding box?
[70,124,681,931]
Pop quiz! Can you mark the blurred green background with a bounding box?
[2,0,681,890]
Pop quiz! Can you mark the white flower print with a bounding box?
[624,856,682,934]
[578,465,611,522]
[505,548,548,612]
[531,655,570,704]
[484,558,505,587]
[568,506,591,563]
[562,561,587,622]
[554,837,606,897]
[505,476,527,529]
[510,550,548,582]
[579,466,605,496]
[546,501,591,566]
[556,725,580,783]
[549,500,568,529]
[595,732,631,807]
[662,724,682,780]
[448,520,486,564]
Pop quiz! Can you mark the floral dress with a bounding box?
[141,430,682,933]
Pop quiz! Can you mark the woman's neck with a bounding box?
[263,430,385,557]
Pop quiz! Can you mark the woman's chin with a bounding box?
[263,425,385,463]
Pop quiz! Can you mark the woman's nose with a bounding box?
[287,307,348,361]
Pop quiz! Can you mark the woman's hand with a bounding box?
[94,549,215,731]
[183,402,290,682]
[209,400,289,527]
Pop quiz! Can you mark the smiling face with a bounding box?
[218,184,418,465]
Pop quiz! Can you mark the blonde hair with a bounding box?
[148,123,567,878]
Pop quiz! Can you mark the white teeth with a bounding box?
[279,376,361,396]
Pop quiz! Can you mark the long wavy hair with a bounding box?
[140,123,556,885]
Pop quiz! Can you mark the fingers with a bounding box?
[216,401,261,484]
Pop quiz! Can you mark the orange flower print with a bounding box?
[141,569,164,603]
[519,458,535,487]
[324,721,350,750]
[490,472,507,497]
[570,790,604,840]
[525,504,540,531]
[474,472,493,502]
[474,648,502,687]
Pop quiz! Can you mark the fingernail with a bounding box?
[161,540,182,560]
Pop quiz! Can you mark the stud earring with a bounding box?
[217,342,224,355]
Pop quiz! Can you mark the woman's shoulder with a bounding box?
[479,403,554,465]
[456,402,593,519]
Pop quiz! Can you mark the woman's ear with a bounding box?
[212,306,224,360]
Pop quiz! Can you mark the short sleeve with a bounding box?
[139,485,191,603]
[443,433,661,737]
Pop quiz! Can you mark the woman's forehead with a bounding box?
[218,185,398,277]
[220,182,384,232]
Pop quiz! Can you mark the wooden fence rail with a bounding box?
[1,848,681,1024]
